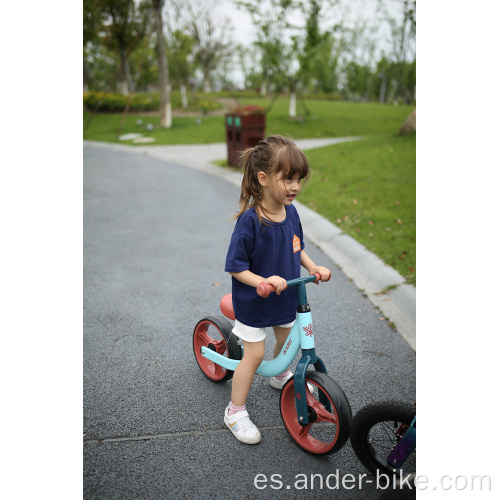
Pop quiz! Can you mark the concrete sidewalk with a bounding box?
[83,138,415,350]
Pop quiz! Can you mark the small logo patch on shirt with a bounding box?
[293,234,301,253]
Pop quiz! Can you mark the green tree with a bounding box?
[126,41,158,92]
[297,0,340,94]
[84,40,119,91]
[236,43,262,90]
[237,0,298,94]
[99,0,147,94]
[345,61,374,99]
[166,29,196,106]
[174,0,234,92]
[297,0,322,89]
[83,0,106,91]
[377,0,416,103]
[313,35,339,93]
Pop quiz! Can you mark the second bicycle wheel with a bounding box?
[193,316,241,382]
[350,400,416,476]
[280,370,352,455]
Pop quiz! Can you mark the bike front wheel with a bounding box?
[193,316,241,382]
[350,400,416,476]
[279,371,352,455]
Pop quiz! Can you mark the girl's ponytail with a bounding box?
[233,146,266,223]
[237,147,260,215]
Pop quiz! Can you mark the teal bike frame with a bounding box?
[200,274,329,425]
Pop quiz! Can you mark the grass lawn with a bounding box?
[244,97,413,138]
[300,133,416,285]
[83,94,415,285]
[83,95,413,144]
[83,112,227,144]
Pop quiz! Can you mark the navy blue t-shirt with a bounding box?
[224,205,305,328]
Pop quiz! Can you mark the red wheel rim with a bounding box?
[193,320,229,381]
[280,378,340,454]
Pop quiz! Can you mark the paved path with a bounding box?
[83,142,416,499]
[85,138,415,350]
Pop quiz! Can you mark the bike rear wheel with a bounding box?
[279,371,352,455]
[193,316,241,382]
[350,400,416,476]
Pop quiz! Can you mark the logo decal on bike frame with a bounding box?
[303,323,313,337]
[283,338,293,355]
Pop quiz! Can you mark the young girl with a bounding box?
[224,135,331,444]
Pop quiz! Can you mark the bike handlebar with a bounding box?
[257,273,330,298]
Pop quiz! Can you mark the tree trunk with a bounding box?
[387,79,399,103]
[155,1,171,128]
[261,79,267,96]
[119,49,132,95]
[289,92,296,118]
[203,69,211,92]
[181,84,188,108]
[83,59,89,93]
[379,74,387,103]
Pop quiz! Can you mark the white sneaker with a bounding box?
[270,372,314,393]
[224,407,261,444]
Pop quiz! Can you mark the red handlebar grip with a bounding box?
[257,282,275,298]
[312,272,321,283]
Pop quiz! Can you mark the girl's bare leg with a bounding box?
[273,325,292,359]
[230,340,265,406]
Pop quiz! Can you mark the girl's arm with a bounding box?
[301,250,331,281]
[230,249,331,294]
[230,270,288,295]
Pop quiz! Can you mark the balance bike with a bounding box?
[193,273,352,455]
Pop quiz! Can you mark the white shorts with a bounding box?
[233,319,296,343]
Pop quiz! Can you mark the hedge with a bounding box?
[83,91,159,112]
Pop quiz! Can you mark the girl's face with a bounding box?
[268,171,304,206]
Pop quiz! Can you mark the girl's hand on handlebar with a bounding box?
[264,275,288,295]
[308,266,331,283]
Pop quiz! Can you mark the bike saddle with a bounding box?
[220,294,235,320]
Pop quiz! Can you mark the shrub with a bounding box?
[198,99,221,114]
[83,91,224,114]
[83,91,159,112]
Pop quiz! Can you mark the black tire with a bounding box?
[193,316,241,382]
[280,370,352,455]
[350,400,416,476]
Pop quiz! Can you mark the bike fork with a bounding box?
[387,416,416,468]
[294,349,328,425]
[293,283,329,426]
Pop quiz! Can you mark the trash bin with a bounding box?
[225,106,266,167]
